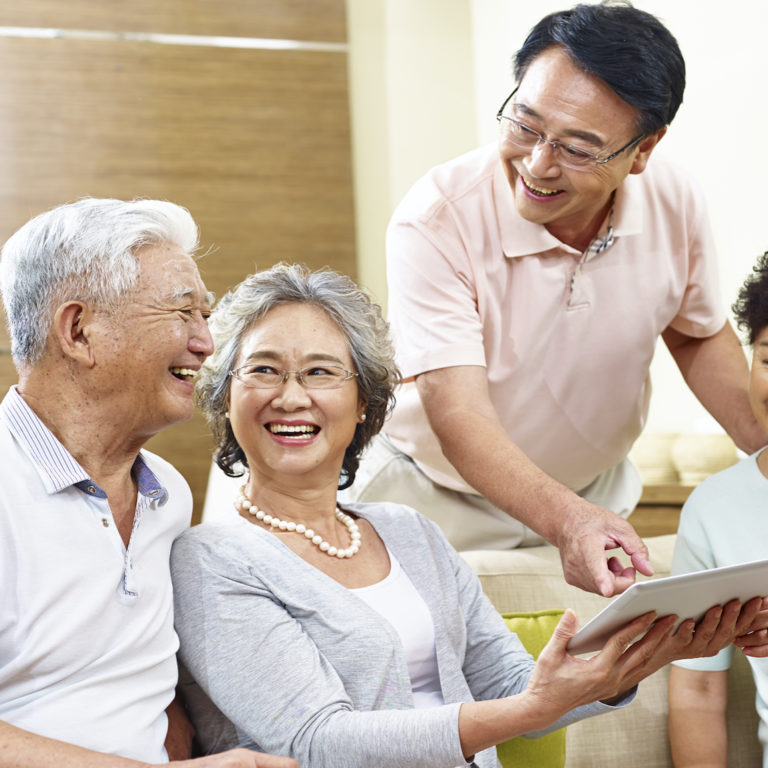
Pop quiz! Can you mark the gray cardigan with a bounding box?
[170,501,627,768]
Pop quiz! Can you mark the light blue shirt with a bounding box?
[672,451,768,765]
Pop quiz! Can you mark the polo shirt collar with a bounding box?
[611,171,643,237]
[494,158,645,258]
[0,386,168,504]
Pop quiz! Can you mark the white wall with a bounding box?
[346,0,477,306]
[347,0,768,434]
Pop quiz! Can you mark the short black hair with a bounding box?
[514,1,685,136]
[733,252,768,345]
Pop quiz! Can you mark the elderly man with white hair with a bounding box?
[0,198,295,768]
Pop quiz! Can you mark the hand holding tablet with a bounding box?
[567,558,768,655]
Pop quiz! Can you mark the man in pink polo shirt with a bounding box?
[344,3,767,597]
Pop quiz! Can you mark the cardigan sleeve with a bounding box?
[422,517,635,733]
[171,528,471,768]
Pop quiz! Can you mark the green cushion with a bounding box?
[496,610,566,768]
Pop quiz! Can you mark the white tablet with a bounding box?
[566,558,768,655]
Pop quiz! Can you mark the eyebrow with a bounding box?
[513,101,605,149]
[169,286,214,307]
[242,350,346,365]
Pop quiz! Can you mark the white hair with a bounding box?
[0,198,199,366]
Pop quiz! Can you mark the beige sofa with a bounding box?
[461,535,762,767]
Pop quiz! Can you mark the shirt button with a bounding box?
[87,485,98,494]
[102,519,110,527]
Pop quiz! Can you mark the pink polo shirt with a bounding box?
[385,143,724,495]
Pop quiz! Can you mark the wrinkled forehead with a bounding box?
[237,301,353,360]
[134,242,211,304]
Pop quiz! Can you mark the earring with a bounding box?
[225,411,230,419]
[360,413,367,422]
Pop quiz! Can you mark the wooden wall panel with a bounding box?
[0,39,355,281]
[0,6,354,521]
[0,1,346,43]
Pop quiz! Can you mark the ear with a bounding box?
[629,126,667,175]
[357,396,368,423]
[52,301,97,367]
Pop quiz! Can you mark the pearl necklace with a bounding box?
[236,487,362,559]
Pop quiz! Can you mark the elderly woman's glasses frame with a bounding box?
[496,87,644,172]
[230,364,358,390]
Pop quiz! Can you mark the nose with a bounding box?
[522,139,561,179]
[270,373,312,410]
[189,312,215,359]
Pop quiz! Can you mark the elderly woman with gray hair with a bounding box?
[170,263,761,768]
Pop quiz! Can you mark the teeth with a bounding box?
[268,424,317,435]
[523,177,563,196]
[170,368,197,380]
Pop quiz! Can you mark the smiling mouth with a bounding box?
[170,367,197,382]
[521,176,565,197]
[267,424,319,438]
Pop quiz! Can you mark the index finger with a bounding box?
[560,513,652,596]
[596,526,653,596]
[591,548,647,598]
[617,529,653,579]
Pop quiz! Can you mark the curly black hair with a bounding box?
[733,251,768,345]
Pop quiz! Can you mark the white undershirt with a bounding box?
[350,549,444,708]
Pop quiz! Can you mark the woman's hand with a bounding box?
[522,609,660,721]
[457,599,762,759]
[525,596,764,720]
